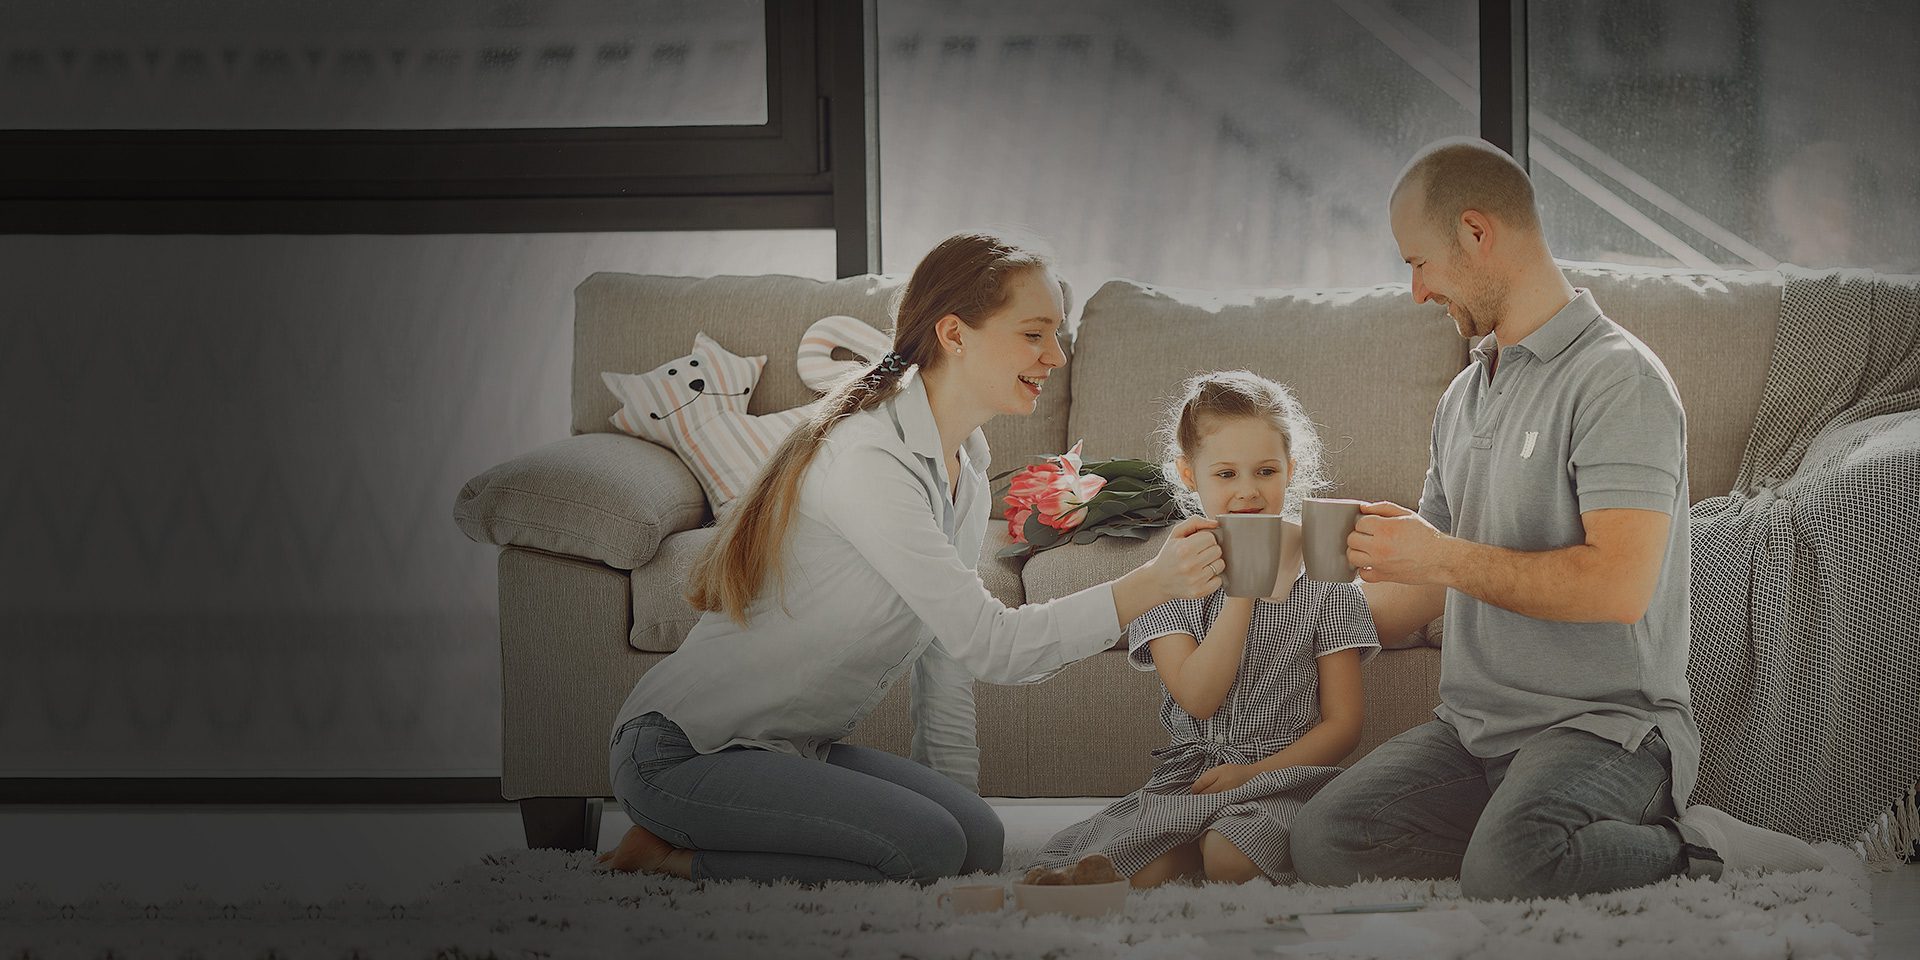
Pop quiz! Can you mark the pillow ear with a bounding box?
[797,315,894,391]
[692,332,766,412]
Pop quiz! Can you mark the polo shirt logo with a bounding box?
[1521,431,1539,459]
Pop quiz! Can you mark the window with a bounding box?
[0,0,871,263]
[0,0,767,129]
[876,0,1479,292]
[1529,0,1920,273]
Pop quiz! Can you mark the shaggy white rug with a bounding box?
[6,838,1874,960]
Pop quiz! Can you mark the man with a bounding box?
[1289,138,1822,899]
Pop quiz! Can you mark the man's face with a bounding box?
[1391,186,1497,340]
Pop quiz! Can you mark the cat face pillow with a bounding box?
[603,317,894,510]
[602,332,810,508]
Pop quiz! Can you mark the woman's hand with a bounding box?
[1151,515,1223,600]
[1112,515,1223,626]
[1191,762,1260,795]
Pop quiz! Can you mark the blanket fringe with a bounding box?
[1854,780,1919,869]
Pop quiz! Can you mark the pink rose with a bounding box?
[1004,440,1105,540]
[1006,502,1036,541]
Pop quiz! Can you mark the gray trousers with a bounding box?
[1292,719,1721,899]
[609,712,1003,883]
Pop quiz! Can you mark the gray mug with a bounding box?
[1301,498,1365,582]
[1214,513,1290,598]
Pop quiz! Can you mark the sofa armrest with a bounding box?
[455,433,710,569]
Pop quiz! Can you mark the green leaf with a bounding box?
[1071,527,1102,544]
[1084,458,1165,482]
[995,541,1033,559]
[1104,480,1145,494]
[1080,499,1137,527]
[1096,526,1152,541]
[1023,513,1061,548]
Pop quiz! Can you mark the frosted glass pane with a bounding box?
[0,0,766,129]
[877,0,1478,292]
[1529,1,1920,273]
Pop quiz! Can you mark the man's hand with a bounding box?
[1191,763,1261,795]
[1347,501,1454,586]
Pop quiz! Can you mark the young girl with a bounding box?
[1032,370,1378,887]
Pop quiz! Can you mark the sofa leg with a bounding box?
[519,797,603,851]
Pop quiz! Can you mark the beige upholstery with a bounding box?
[454,433,708,570]
[570,272,1072,502]
[478,263,1788,801]
[1068,279,1470,509]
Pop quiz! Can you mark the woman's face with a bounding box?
[1179,417,1295,517]
[947,268,1068,418]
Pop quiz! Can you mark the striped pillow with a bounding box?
[602,332,814,510]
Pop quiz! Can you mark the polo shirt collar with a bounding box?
[1474,288,1601,365]
[891,369,989,471]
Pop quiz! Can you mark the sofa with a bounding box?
[458,262,1797,850]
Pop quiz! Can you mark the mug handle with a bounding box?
[935,892,951,909]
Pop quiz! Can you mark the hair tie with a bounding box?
[875,351,909,375]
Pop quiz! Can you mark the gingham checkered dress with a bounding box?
[1032,575,1378,882]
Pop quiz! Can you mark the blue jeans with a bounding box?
[609,713,1003,883]
[1292,720,1720,900]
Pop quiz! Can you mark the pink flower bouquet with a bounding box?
[995,440,1181,558]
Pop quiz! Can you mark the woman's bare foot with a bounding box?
[595,824,688,876]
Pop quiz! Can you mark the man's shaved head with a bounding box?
[1392,137,1541,238]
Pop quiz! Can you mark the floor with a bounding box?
[1,801,1914,957]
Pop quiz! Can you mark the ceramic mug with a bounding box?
[1301,498,1366,582]
[1214,513,1290,598]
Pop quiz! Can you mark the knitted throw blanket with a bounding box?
[1685,268,1920,859]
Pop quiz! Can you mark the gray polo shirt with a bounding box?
[1420,289,1700,811]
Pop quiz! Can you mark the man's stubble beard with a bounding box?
[1449,274,1505,341]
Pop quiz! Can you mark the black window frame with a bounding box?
[0,0,878,275]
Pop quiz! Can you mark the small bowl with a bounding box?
[1011,880,1130,918]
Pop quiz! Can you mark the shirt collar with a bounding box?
[1470,288,1602,366]
[891,370,990,474]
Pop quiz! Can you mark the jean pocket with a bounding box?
[629,715,697,778]
[1638,726,1669,758]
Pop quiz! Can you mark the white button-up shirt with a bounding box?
[611,371,1123,791]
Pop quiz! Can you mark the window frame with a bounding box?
[0,0,878,274]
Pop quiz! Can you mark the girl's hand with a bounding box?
[1150,515,1223,601]
[1191,763,1261,795]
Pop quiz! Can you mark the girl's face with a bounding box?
[944,267,1068,418]
[1178,416,1295,517]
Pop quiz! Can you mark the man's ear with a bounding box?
[1459,209,1494,254]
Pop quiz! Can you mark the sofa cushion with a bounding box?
[601,331,811,509]
[629,527,714,653]
[454,433,707,570]
[1564,263,1782,503]
[1067,280,1468,512]
[572,272,1071,514]
[1021,531,1163,653]
[629,520,1031,654]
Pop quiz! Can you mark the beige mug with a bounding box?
[936,884,1006,915]
[1301,498,1365,582]
[1214,513,1291,598]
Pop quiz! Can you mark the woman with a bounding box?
[598,233,1224,884]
